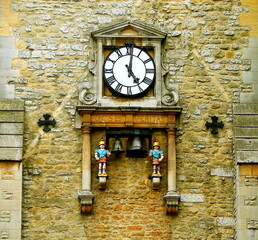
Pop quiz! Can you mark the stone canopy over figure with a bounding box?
[95,138,111,176]
[149,139,164,176]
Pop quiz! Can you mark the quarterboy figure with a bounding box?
[149,139,164,176]
[95,138,111,176]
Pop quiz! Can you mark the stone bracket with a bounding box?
[78,190,95,214]
[149,175,162,190]
[164,191,180,215]
[98,175,107,190]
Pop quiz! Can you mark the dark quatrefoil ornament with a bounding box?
[205,116,224,134]
[38,113,56,132]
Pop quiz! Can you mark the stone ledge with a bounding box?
[77,105,183,113]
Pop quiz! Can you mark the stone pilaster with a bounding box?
[79,127,94,214]
[164,128,180,215]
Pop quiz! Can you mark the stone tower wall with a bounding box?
[0,0,256,239]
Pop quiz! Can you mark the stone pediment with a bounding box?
[91,21,167,40]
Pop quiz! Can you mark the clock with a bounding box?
[103,45,155,97]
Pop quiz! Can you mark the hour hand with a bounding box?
[125,65,139,83]
[125,64,132,78]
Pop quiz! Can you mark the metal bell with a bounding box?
[111,138,125,153]
[126,136,147,157]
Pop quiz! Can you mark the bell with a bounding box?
[126,136,147,157]
[111,138,125,153]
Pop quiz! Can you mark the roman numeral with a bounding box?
[137,50,142,57]
[106,75,116,85]
[115,83,123,92]
[143,77,153,85]
[104,68,113,74]
[146,68,155,74]
[143,58,152,64]
[115,48,123,57]
[126,46,132,55]
[127,87,132,95]
[107,57,115,64]
[138,85,143,93]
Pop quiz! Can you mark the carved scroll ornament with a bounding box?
[78,82,97,105]
[162,88,179,106]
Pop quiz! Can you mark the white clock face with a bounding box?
[103,46,155,97]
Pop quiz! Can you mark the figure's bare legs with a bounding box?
[157,166,160,175]
[153,165,157,175]
[102,163,106,174]
[98,163,102,175]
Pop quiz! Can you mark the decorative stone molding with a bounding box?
[88,50,97,76]
[78,82,97,105]
[160,50,180,106]
[78,190,95,214]
[164,191,180,215]
[161,51,169,77]
[77,106,181,129]
[162,88,179,106]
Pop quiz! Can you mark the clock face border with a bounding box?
[103,46,156,98]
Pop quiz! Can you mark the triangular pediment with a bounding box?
[92,21,166,40]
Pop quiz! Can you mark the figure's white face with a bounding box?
[100,144,105,149]
[154,145,159,150]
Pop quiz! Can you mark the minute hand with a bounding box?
[127,50,133,77]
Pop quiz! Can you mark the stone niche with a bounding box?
[78,20,179,108]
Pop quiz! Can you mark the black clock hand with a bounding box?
[126,64,132,78]
[125,65,139,83]
[126,47,133,77]
[129,47,133,71]
[130,70,139,83]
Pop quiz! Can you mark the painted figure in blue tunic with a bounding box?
[95,138,111,175]
[149,139,164,175]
